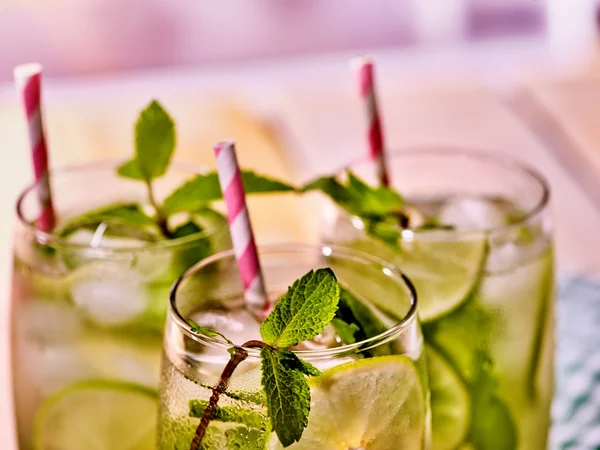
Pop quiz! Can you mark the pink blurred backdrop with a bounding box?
[0,0,547,81]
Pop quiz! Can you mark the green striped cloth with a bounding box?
[552,276,600,449]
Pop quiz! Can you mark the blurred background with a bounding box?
[0,0,595,79]
[2,0,600,446]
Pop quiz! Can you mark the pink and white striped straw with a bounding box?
[214,140,270,314]
[14,63,56,232]
[352,56,390,187]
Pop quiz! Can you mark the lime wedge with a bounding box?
[34,380,158,450]
[427,346,470,450]
[273,355,426,449]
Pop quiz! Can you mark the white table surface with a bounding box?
[2,38,600,446]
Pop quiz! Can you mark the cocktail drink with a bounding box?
[158,244,430,449]
[319,150,554,450]
[11,161,230,449]
[10,99,300,449]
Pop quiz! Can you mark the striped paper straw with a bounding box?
[214,140,270,313]
[352,56,390,187]
[14,63,56,232]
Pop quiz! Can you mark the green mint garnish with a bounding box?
[260,347,312,446]
[336,288,392,356]
[188,268,340,449]
[188,320,234,346]
[118,100,176,182]
[56,204,158,240]
[302,171,457,247]
[162,170,295,215]
[330,318,360,344]
[55,99,294,251]
[260,268,340,348]
[171,220,203,239]
[188,400,267,430]
[303,171,404,219]
[116,100,175,237]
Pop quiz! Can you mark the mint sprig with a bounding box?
[58,99,296,247]
[303,171,404,219]
[187,268,340,449]
[118,100,176,182]
[302,171,453,247]
[162,170,295,215]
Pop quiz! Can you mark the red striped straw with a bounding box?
[13,63,56,232]
[214,140,270,314]
[352,56,390,187]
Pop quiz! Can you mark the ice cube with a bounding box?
[17,341,93,395]
[65,228,172,281]
[191,308,262,346]
[439,197,506,230]
[70,262,147,326]
[16,300,84,341]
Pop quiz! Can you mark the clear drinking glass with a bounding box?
[322,150,554,450]
[11,162,230,449]
[159,243,430,449]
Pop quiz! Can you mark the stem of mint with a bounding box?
[145,180,171,238]
[190,341,269,450]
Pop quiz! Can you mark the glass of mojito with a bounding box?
[11,161,230,450]
[319,150,554,450]
[158,243,430,449]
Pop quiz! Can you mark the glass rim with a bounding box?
[340,147,551,239]
[15,160,228,255]
[169,243,419,359]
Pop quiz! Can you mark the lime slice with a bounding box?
[34,380,158,450]
[426,345,470,450]
[396,238,487,323]
[343,235,487,323]
[273,355,426,449]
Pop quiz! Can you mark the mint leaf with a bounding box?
[260,347,310,447]
[365,218,401,247]
[116,159,144,180]
[276,348,321,377]
[346,172,404,216]
[56,204,158,239]
[469,352,517,450]
[338,288,386,339]
[260,268,340,347]
[171,220,203,239]
[188,400,267,430]
[162,173,221,214]
[302,171,403,219]
[119,100,175,182]
[330,318,359,344]
[302,176,354,207]
[241,170,295,195]
[188,320,233,345]
[162,171,295,215]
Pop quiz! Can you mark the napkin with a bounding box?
[553,275,600,449]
